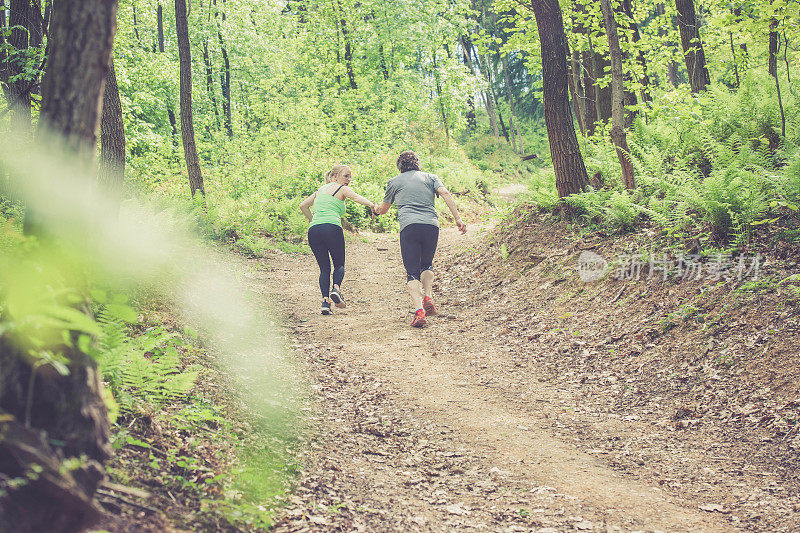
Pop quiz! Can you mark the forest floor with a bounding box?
[95,187,800,532]
[246,189,800,532]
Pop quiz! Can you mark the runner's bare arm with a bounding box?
[373,202,391,215]
[342,187,377,210]
[299,192,315,222]
[437,186,467,234]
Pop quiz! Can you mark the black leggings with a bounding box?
[399,223,439,281]
[308,223,345,298]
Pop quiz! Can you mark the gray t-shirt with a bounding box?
[383,171,444,231]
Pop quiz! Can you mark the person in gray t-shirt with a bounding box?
[374,150,467,327]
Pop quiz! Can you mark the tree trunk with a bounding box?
[0,7,6,101]
[580,49,598,135]
[729,31,739,88]
[157,1,165,52]
[156,3,183,142]
[132,3,144,49]
[336,0,357,90]
[38,0,117,158]
[622,0,651,104]
[29,0,44,98]
[99,56,126,207]
[675,0,710,92]
[585,31,611,125]
[769,18,778,78]
[613,2,638,129]
[203,39,221,128]
[593,50,612,125]
[474,51,499,138]
[6,0,35,128]
[657,3,681,87]
[567,47,586,136]
[571,5,596,134]
[215,0,233,137]
[432,49,449,141]
[769,16,785,138]
[0,415,104,532]
[567,51,586,136]
[601,0,635,189]
[175,0,205,197]
[6,0,118,527]
[168,106,179,144]
[468,38,499,138]
[497,106,509,142]
[379,44,389,80]
[501,55,521,153]
[459,36,477,132]
[532,0,589,198]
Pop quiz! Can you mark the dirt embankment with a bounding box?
[437,205,800,530]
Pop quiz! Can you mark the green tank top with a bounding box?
[309,184,346,227]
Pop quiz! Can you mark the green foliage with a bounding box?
[552,72,798,247]
[566,189,644,231]
[92,299,201,416]
[464,135,541,176]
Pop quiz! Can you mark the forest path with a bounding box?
[251,226,730,532]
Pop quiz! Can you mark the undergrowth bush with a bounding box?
[524,72,800,250]
[129,128,496,255]
[92,292,201,418]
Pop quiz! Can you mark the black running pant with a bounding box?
[308,223,345,298]
[399,223,439,281]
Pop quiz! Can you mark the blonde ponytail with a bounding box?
[325,164,351,184]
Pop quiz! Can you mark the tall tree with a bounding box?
[573,10,599,134]
[656,3,680,87]
[768,10,785,138]
[531,0,589,198]
[175,0,205,197]
[38,0,116,157]
[459,35,478,132]
[155,0,179,145]
[471,44,500,137]
[335,0,357,90]
[601,0,635,189]
[622,0,651,104]
[501,54,522,153]
[215,0,233,137]
[567,46,587,136]
[3,0,39,128]
[4,1,118,530]
[203,39,221,129]
[157,0,164,52]
[675,0,710,92]
[432,48,450,141]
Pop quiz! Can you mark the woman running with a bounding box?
[300,164,377,315]
[373,151,467,327]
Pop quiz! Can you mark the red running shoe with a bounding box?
[422,296,437,316]
[410,309,427,328]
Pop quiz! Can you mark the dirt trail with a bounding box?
[253,227,734,532]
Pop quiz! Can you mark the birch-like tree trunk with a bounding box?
[601,0,635,189]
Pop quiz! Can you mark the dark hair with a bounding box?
[396,151,421,173]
